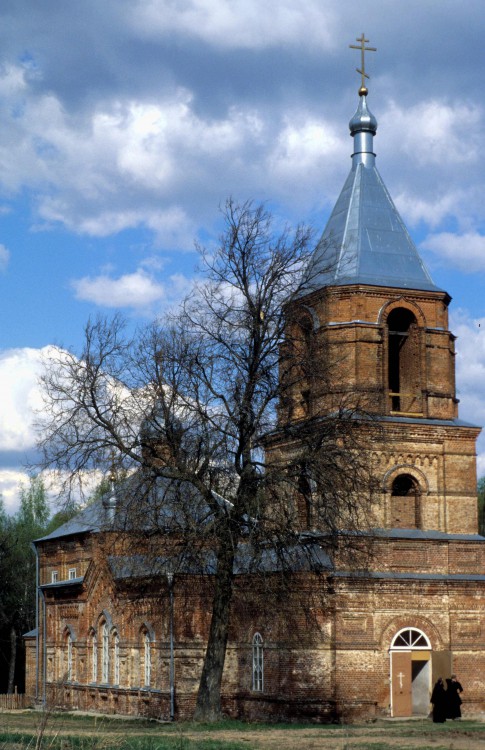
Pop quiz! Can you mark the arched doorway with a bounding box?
[390,628,431,716]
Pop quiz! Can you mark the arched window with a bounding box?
[391,627,431,650]
[387,308,422,415]
[143,631,151,687]
[112,631,120,685]
[101,621,109,683]
[252,633,264,692]
[91,630,98,683]
[298,464,316,529]
[296,316,313,419]
[390,474,421,529]
[283,311,314,422]
[66,631,73,682]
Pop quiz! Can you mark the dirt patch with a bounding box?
[164,723,485,750]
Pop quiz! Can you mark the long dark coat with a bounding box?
[431,679,447,723]
[446,678,463,719]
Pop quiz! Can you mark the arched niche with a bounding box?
[383,305,425,415]
[388,472,422,529]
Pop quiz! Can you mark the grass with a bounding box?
[0,732,250,750]
[0,712,484,750]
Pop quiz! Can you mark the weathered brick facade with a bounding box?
[25,277,485,721]
[26,90,485,722]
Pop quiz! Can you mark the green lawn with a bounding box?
[0,712,485,750]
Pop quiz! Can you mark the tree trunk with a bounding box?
[7,626,16,694]
[194,530,236,721]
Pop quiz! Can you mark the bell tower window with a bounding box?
[390,474,421,529]
[387,308,423,415]
[298,465,314,529]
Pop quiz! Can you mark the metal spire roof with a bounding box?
[298,92,443,297]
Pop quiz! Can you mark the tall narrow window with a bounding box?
[113,631,120,685]
[252,632,264,692]
[144,632,151,687]
[298,465,315,529]
[101,622,109,683]
[297,317,313,419]
[66,632,73,681]
[91,631,98,683]
[387,308,422,415]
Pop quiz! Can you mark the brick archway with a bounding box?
[378,297,427,328]
[380,618,444,718]
[382,464,429,495]
[382,465,429,529]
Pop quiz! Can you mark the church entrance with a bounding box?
[390,628,431,717]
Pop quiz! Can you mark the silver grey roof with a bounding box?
[107,542,332,579]
[34,474,235,544]
[298,95,443,297]
[34,501,102,543]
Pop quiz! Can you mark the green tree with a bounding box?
[0,477,51,693]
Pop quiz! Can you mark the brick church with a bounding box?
[26,65,485,720]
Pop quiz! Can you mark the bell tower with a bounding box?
[278,57,480,535]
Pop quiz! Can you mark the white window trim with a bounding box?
[66,633,73,681]
[113,632,120,685]
[51,571,58,583]
[101,622,109,683]
[91,632,98,683]
[144,632,151,687]
[252,632,264,692]
[390,627,431,650]
[68,568,77,580]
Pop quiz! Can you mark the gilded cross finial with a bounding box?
[349,33,376,96]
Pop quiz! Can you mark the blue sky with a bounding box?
[1,0,485,511]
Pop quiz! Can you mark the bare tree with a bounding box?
[37,199,376,720]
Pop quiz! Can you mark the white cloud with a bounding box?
[0,344,133,513]
[420,232,485,273]
[0,469,32,514]
[43,205,194,249]
[0,68,270,239]
[0,243,9,271]
[131,0,337,50]
[71,268,193,311]
[394,192,464,230]
[267,115,347,204]
[450,309,485,477]
[0,346,52,451]
[72,270,166,308]
[382,99,482,168]
[452,310,485,399]
[8,54,484,248]
[0,346,60,513]
[375,98,485,231]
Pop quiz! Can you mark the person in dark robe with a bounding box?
[430,677,447,723]
[446,674,463,719]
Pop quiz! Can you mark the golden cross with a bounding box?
[349,33,376,95]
